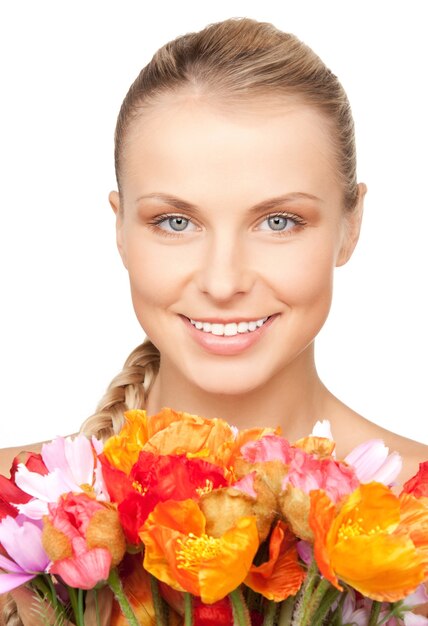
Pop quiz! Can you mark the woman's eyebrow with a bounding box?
[135,191,322,214]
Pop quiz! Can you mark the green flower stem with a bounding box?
[67,587,82,626]
[368,600,382,626]
[377,602,406,626]
[263,599,279,626]
[107,567,141,626]
[311,586,341,626]
[183,593,193,626]
[291,558,319,626]
[277,596,294,626]
[77,589,85,626]
[150,575,168,626]
[300,578,332,626]
[44,575,60,612]
[229,588,252,626]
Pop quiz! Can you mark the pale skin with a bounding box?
[1,94,427,623]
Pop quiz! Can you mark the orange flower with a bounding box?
[103,410,149,475]
[143,410,236,470]
[399,491,428,576]
[245,520,306,601]
[309,482,428,602]
[139,499,259,604]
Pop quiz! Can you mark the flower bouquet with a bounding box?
[0,407,427,625]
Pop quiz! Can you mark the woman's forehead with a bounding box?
[120,99,342,208]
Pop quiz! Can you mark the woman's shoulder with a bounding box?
[325,396,427,488]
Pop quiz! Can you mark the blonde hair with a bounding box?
[3,16,360,625]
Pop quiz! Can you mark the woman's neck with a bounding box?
[145,342,331,441]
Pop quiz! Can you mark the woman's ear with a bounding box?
[109,190,128,269]
[335,182,367,267]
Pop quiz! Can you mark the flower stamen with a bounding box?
[176,532,222,572]
[196,479,214,496]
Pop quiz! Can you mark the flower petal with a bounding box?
[14,464,75,505]
[310,420,333,440]
[50,547,112,589]
[0,515,49,572]
[64,435,95,486]
[0,571,35,593]
[245,521,305,601]
[345,440,402,485]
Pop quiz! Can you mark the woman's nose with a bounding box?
[195,231,255,301]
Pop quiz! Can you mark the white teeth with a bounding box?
[189,316,269,336]
[237,321,249,333]
[224,323,238,336]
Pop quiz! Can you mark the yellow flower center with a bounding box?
[80,483,95,495]
[196,479,214,496]
[176,532,222,572]
[132,480,147,495]
[338,514,383,541]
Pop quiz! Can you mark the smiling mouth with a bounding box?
[184,315,274,337]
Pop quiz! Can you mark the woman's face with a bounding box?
[110,97,365,395]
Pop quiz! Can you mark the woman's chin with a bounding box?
[184,368,269,397]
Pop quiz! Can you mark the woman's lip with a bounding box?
[182,315,272,324]
[181,313,279,356]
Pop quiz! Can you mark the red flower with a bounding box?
[0,452,47,520]
[10,451,49,480]
[402,461,428,499]
[193,596,233,626]
[102,451,228,545]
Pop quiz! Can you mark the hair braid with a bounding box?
[79,338,160,441]
[1,595,22,626]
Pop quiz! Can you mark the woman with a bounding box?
[1,16,427,625]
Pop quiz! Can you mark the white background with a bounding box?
[0,1,427,448]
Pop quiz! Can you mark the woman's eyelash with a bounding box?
[147,213,194,238]
[147,211,307,238]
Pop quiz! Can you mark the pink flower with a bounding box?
[42,492,125,589]
[14,435,109,519]
[345,439,402,486]
[241,434,293,463]
[241,432,358,503]
[0,514,49,592]
[282,448,359,503]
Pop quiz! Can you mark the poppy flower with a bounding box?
[102,451,228,545]
[139,499,259,604]
[42,492,126,589]
[309,482,428,602]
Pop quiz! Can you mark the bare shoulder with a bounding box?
[324,394,428,487]
[0,440,46,478]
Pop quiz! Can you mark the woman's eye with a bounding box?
[161,216,189,231]
[258,212,306,235]
[148,214,198,237]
